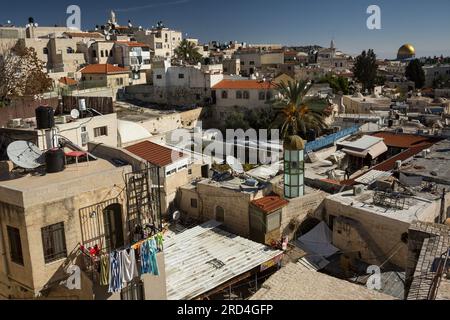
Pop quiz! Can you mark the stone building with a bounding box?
[0,157,166,300]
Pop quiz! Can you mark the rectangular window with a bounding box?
[41,222,67,264]
[156,74,162,79]
[7,226,24,266]
[191,199,198,208]
[94,126,108,137]
[121,280,144,300]
[178,73,185,79]
[249,61,255,65]
[155,43,163,49]
[266,210,281,232]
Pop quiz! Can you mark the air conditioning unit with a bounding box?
[7,118,23,128]
[81,132,90,146]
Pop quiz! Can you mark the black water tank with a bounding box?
[35,106,55,130]
[45,148,65,173]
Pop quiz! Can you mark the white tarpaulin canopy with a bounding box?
[295,222,339,258]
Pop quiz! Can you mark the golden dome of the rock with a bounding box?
[397,44,416,60]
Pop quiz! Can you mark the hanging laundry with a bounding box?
[108,251,123,293]
[148,238,159,276]
[155,233,164,252]
[140,240,152,275]
[121,248,138,283]
[100,254,110,286]
[140,238,159,276]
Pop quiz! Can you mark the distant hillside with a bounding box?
[288,45,323,53]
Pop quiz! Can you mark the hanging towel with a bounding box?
[100,254,110,286]
[148,238,160,276]
[121,248,138,283]
[140,240,151,275]
[108,251,123,293]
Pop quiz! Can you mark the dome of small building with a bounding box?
[397,44,416,60]
[284,135,305,150]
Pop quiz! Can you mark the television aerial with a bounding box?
[226,155,244,174]
[7,141,44,169]
[70,109,80,119]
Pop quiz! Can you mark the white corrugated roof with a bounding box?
[338,135,384,150]
[164,221,283,300]
[354,170,392,185]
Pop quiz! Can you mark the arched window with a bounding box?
[215,206,225,222]
[236,91,242,99]
[101,50,105,58]
[243,91,250,100]
[221,90,228,99]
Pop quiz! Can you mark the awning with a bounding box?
[295,222,339,258]
[368,141,388,158]
[342,141,387,159]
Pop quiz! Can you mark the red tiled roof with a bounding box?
[59,77,78,86]
[115,41,150,48]
[371,132,433,149]
[251,195,289,214]
[125,141,186,167]
[80,64,129,75]
[212,79,276,90]
[64,32,103,39]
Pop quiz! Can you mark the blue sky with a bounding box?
[1,0,450,59]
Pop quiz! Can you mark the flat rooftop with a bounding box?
[251,262,394,300]
[400,139,450,185]
[0,159,130,208]
[326,189,436,224]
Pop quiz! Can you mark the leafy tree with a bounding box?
[405,59,426,89]
[318,74,349,94]
[244,106,276,130]
[0,41,52,103]
[224,111,250,130]
[272,80,327,139]
[174,39,202,65]
[353,49,378,93]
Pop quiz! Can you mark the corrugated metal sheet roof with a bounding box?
[251,195,289,214]
[371,132,433,149]
[125,140,186,167]
[164,221,283,300]
[354,170,392,185]
[338,135,384,150]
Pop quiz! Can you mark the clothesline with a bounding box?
[80,232,165,294]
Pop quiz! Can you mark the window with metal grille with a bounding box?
[94,126,108,137]
[41,222,67,264]
[121,280,144,300]
[7,226,24,266]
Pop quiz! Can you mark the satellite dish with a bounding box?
[172,211,181,221]
[105,34,111,41]
[226,155,244,174]
[70,109,80,119]
[7,141,44,169]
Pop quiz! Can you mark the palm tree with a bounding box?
[174,39,202,65]
[272,80,328,140]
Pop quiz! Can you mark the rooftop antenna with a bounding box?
[7,141,45,169]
